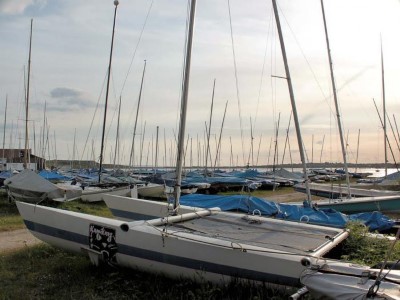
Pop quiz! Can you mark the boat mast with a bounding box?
[129,60,147,171]
[320,0,351,197]
[271,0,312,203]
[113,96,122,170]
[281,111,292,166]
[213,100,228,170]
[272,112,280,172]
[72,128,76,169]
[98,0,119,183]
[173,0,196,212]
[24,19,33,169]
[154,125,159,172]
[3,95,7,162]
[373,98,397,168]
[381,39,388,178]
[355,129,360,173]
[205,79,216,176]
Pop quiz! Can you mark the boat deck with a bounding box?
[168,212,345,255]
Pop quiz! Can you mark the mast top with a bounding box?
[114,1,119,6]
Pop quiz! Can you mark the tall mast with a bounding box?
[272,0,312,203]
[320,0,351,197]
[205,79,215,176]
[213,100,228,170]
[154,125,159,172]
[355,129,360,173]
[3,95,7,161]
[381,38,388,178]
[281,111,292,165]
[72,128,76,169]
[113,96,122,170]
[129,60,147,170]
[24,19,33,169]
[98,0,119,183]
[173,0,197,211]
[272,112,280,172]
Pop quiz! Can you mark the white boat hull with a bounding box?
[137,184,172,199]
[16,201,349,287]
[103,194,203,221]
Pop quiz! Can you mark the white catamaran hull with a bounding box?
[16,201,348,287]
[300,261,400,299]
[103,194,200,221]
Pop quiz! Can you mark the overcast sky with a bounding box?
[1,0,400,168]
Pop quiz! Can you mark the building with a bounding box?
[0,149,45,171]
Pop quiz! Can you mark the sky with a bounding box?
[1,0,400,168]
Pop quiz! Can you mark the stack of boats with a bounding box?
[2,167,303,203]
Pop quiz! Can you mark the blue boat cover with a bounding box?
[0,170,13,179]
[38,170,72,181]
[179,194,394,232]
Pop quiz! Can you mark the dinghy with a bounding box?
[4,169,82,203]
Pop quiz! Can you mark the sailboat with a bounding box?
[291,2,400,215]
[4,20,83,203]
[15,1,400,297]
[78,0,131,202]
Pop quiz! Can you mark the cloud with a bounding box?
[50,87,80,98]
[0,0,48,15]
[0,0,33,15]
[47,87,96,112]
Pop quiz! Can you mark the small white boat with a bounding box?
[4,169,82,203]
[137,183,173,199]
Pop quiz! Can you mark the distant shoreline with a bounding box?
[46,160,397,170]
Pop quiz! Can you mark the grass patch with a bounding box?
[341,222,400,266]
[0,215,24,232]
[222,186,296,197]
[0,194,114,232]
[56,199,114,218]
[0,195,24,232]
[0,244,297,299]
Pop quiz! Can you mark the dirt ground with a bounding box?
[0,228,42,253]
[0,191,307,253]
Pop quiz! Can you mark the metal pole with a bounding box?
[99,0,119,183]
[173,0,197,211]
[272,0,312,203]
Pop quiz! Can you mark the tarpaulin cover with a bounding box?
[179,194,394,232]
